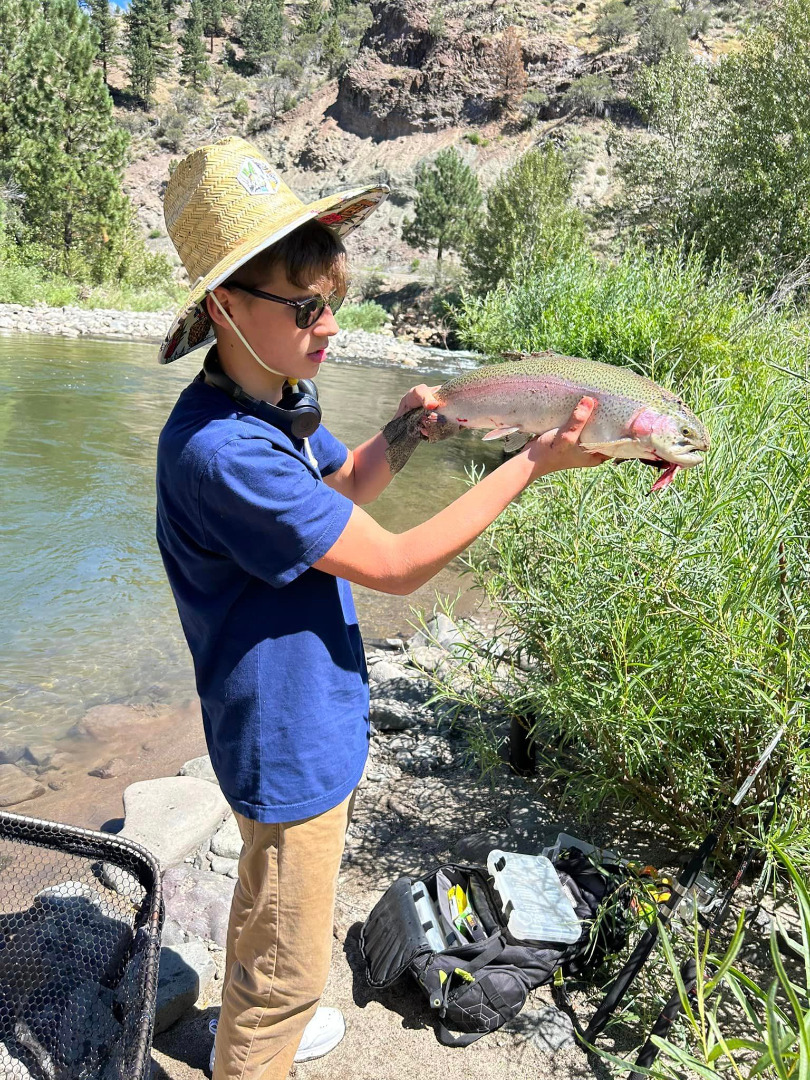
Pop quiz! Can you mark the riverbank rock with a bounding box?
[155,940,217,1035]
[0,744,27,765]
[0,764,45,807]
[179,755,218,784]
[368,697,417,732]
[120,777,229,869]
[0,303,469,371]
[210,815,242,860]
[70,703,163,740]
[162,866,236,949]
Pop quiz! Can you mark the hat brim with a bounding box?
[158,184,389,365]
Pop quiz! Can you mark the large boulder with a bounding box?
[162,866,236,949]
[120,777,229,869]
[154,940,217,1034]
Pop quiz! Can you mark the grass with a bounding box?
[0,259,185,312]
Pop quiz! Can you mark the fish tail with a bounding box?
[381,407,426,475]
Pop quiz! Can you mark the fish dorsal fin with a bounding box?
[481,426,521,442]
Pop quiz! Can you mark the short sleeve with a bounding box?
[309,424,348,478]
[199,436,353,588]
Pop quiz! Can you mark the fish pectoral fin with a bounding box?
[481,426,522,442]
[502,431,533,454]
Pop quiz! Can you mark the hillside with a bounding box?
[112,0,762,295]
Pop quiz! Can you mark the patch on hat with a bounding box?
[236,157,281,196]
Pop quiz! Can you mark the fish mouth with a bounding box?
[648,445,708,468]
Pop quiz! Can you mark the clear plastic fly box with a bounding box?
[486,850,581,945]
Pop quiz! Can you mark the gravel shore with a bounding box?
[0,301,476,372]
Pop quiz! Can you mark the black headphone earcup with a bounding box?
[283,393,321,439]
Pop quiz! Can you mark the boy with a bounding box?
[156,137,604,1080]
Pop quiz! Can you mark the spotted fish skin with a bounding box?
[382,351,709,484]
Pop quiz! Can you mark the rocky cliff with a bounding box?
[332,0,583,140]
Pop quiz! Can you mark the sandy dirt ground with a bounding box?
[14,702,674,1080]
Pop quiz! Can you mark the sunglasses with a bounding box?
[227,283,345,329]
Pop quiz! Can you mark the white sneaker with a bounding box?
[293,1007,346,1062]
[208,1007,345,1073]
[208,1016,218,1075]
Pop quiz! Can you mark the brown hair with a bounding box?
[228,219,349,299]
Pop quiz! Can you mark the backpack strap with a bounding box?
[435,935,511,1046]
[437,1022,491,1047]
[453,934,508,975]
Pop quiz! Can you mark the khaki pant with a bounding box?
[212,791,356,1080]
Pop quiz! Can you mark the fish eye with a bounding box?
[681,427,691,436]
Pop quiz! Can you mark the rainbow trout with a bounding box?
[383,351,709,492]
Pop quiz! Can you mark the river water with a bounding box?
[0,334,500,747]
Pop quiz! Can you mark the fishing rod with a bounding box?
[581,724,787,1047]
[628,729,809,1080]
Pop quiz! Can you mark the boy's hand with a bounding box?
[392,384,442,421]
[520,397,609,479]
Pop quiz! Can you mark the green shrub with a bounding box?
[594,0,637,47]
[562,72,614,115]
[519,88,550,124]
[0,256,183,310]
[335,300,387,332]
[0,259,77,306]
[636,0,689,63]
[463,145,585,294]
[458,245,765,385]
[232,96,250,119]
[438,250,810,863]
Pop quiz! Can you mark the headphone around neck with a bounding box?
[202,346,322,440]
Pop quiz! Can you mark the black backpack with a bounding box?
[359,848,631,1046]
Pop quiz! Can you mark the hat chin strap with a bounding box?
[208,289,298,388]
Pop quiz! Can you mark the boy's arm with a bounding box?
[324,384,440,504]
[314,398,607,594]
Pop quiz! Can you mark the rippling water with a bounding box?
[0,333,500,745]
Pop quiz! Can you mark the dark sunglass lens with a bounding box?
[297,298,323,329]
[330,293,345,315]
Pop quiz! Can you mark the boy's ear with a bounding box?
[206,288,232,329]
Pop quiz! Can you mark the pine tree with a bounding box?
[86,0,118,85]
[201,0,222,51]
[321,18,343,74]
[126,0,173,104]
[3,0,131,279]
[301,0,324,34]
[401,148,481,264]
[241,0,283,70]
[0,0,37,160]
[181,0,209,85]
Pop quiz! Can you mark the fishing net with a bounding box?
[0,811,163,1080]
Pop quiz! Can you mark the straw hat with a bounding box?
[158,136,389,364]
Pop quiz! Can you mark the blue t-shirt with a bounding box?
[156,375,369,823]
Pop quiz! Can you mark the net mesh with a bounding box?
[0,811,163,1080]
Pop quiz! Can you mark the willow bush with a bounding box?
[434,254,810,864]
[455,245,794,385]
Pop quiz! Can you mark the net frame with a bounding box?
[0,810,163,1080]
